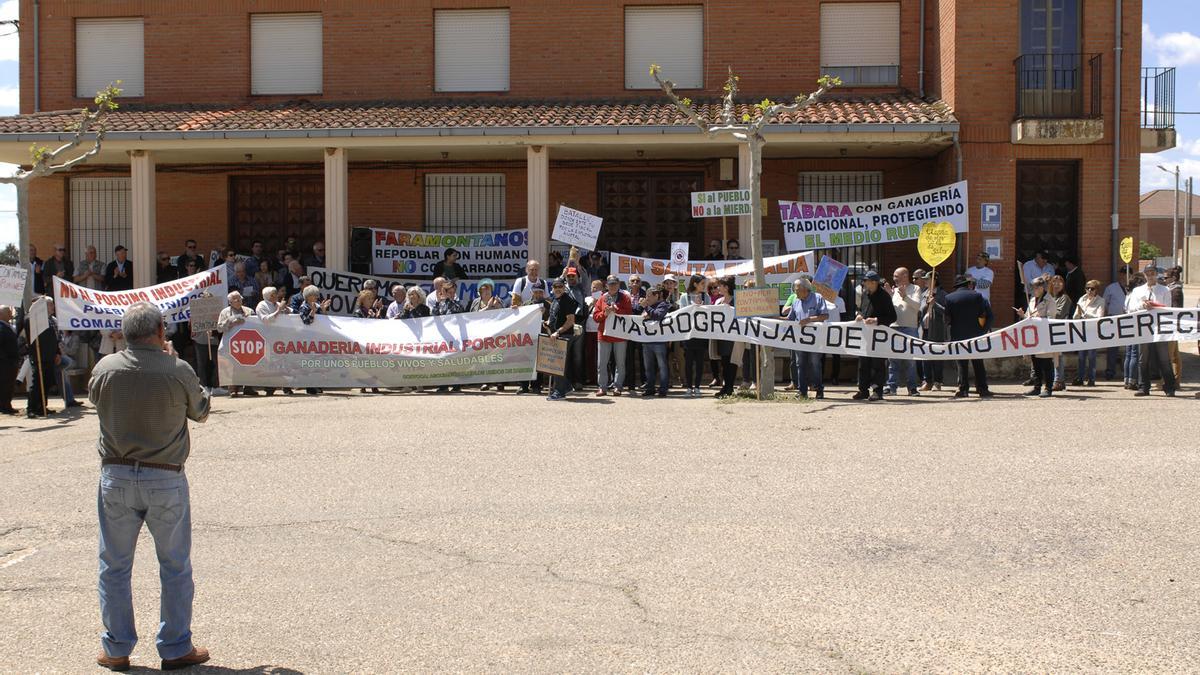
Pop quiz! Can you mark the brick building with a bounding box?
[1139,189,1198,259]
[0,0,1175,320]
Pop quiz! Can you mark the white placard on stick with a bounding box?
[28,296,49,338]
[0,264,29,307]
[551,206,603,250]
[670,242,689,267]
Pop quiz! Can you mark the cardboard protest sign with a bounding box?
[28,296,49,338]
[536,335,568,377]
[369,227,528,278]
[218,306,541,388]
[779,181,968,251]
[551,206,603,250]
[735,289,781,318]
[0,265,28,307]
[811,255,848,301]
[189,294,226,334]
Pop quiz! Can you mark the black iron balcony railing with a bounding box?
[1141,66,1176,129]
[1014,52,1102,119]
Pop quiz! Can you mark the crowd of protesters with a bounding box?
[3,240,1197,416]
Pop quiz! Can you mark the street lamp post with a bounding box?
[1157,164,1180,264]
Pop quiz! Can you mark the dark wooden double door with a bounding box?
[597,173,703,257]
[229,176,324,255]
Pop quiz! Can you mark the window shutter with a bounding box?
[251,13,323,95]
[820,3,900,68]
[76,18,144,98]
[625,6,704,89]
[435,10,510,92]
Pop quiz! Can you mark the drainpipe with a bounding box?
[918,0,926,99]
[1110,0,1122,278]
[954,130,964,272]
[33,0,40,111]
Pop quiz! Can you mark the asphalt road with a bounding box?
[2,362,1199,672]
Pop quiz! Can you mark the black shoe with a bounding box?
[1071,379,1084,387]
[641,390,657,398]
[1038,391,1052,398]
[954,390,969,398]
[0,408,17,415]
[243,389,259,397]
[656,391,668,398]
[907,388,920,396]
[1134,390,1150,397]
[868,392,883,402]
[305,388,318,395]
[852,391,869,400]
[436,386,449,393]
[815,392,825,399]
[1023,388,1041,397]
[1022,377,1037,386]
[978,390,995,398]
[283,388,294,395]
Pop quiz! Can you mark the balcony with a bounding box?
[1011,52,1104,145]
[1141,66,1177,153]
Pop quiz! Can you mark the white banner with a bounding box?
[779,181,969,252]
[606,305,1200,360]
[551,206,603,250]
[309,267,514,316]
[218,306,541,388]
[369,228,528,278]
[52,267,228,330]
[0,264,28,306]
[610,251,815,285]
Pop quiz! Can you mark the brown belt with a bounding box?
[101,457,183,472]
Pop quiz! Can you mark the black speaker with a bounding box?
[350,228,372,274]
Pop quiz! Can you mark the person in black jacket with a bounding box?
[26,307,60,417]
[853,270,897,401]
[943,274,995,398]
[104,246,134,291]
[0,305,19,414]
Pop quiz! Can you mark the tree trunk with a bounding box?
[16,181,31,308]
[748,139,774,398]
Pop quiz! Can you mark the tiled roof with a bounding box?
[1139,189,1200,218]
[0,95,956,135]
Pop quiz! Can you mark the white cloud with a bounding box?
[1143,22,1200,66]
[0,1,16,63]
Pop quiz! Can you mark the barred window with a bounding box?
[424,174,506,233]
[798,171,883,314]
[69,177,132,265]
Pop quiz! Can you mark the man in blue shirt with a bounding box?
[785,278,829,398]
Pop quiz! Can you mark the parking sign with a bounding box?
[981,203,1002,232]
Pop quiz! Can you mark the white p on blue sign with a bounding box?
[981,203,1002,232]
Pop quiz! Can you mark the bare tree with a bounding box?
[2,84,119,306]
[651,66,838,398]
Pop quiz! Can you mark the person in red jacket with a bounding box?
[594,275,633,396]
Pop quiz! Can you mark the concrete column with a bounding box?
[324,147,349,272]
[129,150,156,287]
[526,145,549,266]
[737,143,752,256]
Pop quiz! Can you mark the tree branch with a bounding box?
[650,64,713,136]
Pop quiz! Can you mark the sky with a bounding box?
[0,0,1197,246]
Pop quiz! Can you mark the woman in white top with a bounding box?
[1071,280,1105,387]
[255,287,290,395]
[218,290,256,397]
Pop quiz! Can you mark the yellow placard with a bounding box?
[917,221,956,267]
[1119,236,1134,264]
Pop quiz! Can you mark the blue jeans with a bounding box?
[1054,355,1065,384]
[790,350,823,396]
[597,340,627,391]
[1105,346,1120,379]
[1077,350,1097,382]
[1124,344,1140,384]
[642,343,669,394]
[59,353,78,405]
[886,326,919,391]
[98,465,194,660]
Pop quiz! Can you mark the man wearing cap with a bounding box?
[544,278,578,401]
[966,251,994,303]
[594,275,633,396]
[913,269,946,391]
[853,270,896,401]
[42,243,74,292]
[1128,265,1176,396]
[104,246,134,292]
[943,274,994,398]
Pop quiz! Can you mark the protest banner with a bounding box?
[607,304,1200,360]
[551,206,603,250]
[779,181,969,251]
[536,335,568,376]
[0,264,28,306]
[811,255,848,301]
[735,289,782,318]
[189,295,226,334]
[52,267,227,329]
[308,267,512,315]
[690,189,752,218]
[369,228,528,278]
[610,251,815,285]
[218,305,541,388]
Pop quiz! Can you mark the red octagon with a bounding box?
[229,329,266,367]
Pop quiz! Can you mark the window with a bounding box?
[76,18,144,97]
[1021,0,1080,55]
[625,6,703,89]
[799,172,883,312]
[69,178,132,264]
[424,174,506,233]
[434,10,510,92]
[820,3,900,86]
[251,13,323,95]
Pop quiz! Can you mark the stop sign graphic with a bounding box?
[229,329,266,367]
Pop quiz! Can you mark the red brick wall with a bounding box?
[20,0,927,112]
